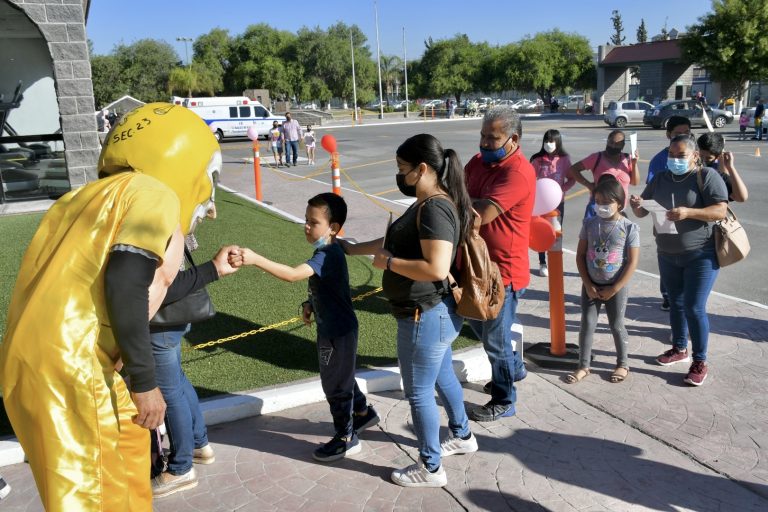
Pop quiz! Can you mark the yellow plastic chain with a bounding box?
[189,286,383,350]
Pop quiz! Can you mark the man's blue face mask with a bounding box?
[480,136,513,163]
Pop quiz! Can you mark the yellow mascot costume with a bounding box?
[0,103,221,511]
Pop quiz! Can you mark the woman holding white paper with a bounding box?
[629,133,727,387]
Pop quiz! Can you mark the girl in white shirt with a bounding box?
[304,125,316,165]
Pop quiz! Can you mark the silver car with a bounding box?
[604,100,655,127]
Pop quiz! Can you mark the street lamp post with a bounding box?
[403,27,409,118]
[350,32,358,124]
[176,36,193,98]
[374,1,384,120]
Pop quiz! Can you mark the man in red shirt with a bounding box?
[464,106,536,421]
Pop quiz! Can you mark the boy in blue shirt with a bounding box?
[233,193,378,461]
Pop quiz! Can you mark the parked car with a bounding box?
[643,100,734,129]
[300,102,317,110]
[421,99,444,109]
[604,100,655,127]
[512,98,538,111]
[391,100,411,110]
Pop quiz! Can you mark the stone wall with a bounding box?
[10,0,98,185]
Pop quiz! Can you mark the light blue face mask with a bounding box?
[480,136,513,163]
[311,231,331,250]
[666,157,691,175]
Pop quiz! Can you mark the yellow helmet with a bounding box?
[98,102,221,234]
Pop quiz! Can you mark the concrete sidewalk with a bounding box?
[1,156,767,511]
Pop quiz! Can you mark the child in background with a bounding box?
[269,121,284,167]
[304,125,317,165]
[529,129,575,276]
[697,132,749,203]
[738,110,749,141]
[568,177,639,385]
[230,193,379,461]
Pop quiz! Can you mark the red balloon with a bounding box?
[529,216,556,252]
[321,134,337,153]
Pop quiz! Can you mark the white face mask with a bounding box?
[596,204,617,219]
[544,142,556,154]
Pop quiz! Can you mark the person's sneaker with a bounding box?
[152,468,198,498]
[539,264,549,277]
[193,444,215,465]
[683,360,708,386]
[0,477,11,500]
[660,298,670,311]
[353,405,380,433]
[656,347,691,366]
[440,432,479,457]
[391,461,447,488]
[312,433,361,462]
[469,401,516,422]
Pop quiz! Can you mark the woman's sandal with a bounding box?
[565,368,590,384]
[610,367,629,383]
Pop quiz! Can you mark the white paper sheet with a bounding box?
[643,200,678,234]
[702,108,714,132]
[629,132,638,157]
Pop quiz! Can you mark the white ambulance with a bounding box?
[179,96,285,142]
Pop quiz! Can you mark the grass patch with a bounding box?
[0,190,480,434]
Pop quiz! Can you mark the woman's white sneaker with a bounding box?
[440,432,478,457]
[391,461,447,487]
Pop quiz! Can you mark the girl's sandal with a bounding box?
[610,367,629,383]
[565,368,590,384]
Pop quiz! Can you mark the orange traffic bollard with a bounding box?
[544,210,566,356]
[252,139,262,202]
[331,152,341,196]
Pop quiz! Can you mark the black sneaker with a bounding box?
[660,298,670,311]
[469,401,516,422]
[312,433,361,462]
[353,405,380,433]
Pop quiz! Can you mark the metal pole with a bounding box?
[350,32,358,124]
[176,37,193,97]
[403,27,409,118]
[374,0,385,120]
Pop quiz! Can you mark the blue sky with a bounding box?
[88,0,710,61]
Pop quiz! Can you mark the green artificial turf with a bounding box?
[0,190,481,415]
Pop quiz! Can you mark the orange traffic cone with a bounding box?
[755,146,761,157]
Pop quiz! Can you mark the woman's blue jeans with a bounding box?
[150,325,208,475]
[657,248,719,362]
[396,296,470,471]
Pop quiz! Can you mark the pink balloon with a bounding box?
[246,125,260,141]
[532,178,563,216]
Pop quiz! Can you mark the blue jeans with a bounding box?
[657,248,719,362]
[469,286,525,406]
[396,296,469,471]
[150,325,208,475]
[285,140,299,164]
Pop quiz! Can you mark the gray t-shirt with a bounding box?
[579,216,640,284]
[641,167,728,254]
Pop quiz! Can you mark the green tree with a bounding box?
[497,31,594,104]
[637,19,648,44]
[91,54,128,107]
[112,39,180,102]
[680,0,768,109]
[380,55,403,104]
[192,28,231,94]
[610,10,626,45]
[167,66,196,97]
[227,24,297,99]
[417,34,484,103]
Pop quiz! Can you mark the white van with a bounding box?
[181,96,286,142]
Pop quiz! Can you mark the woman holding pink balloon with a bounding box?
[529,130,575,276]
